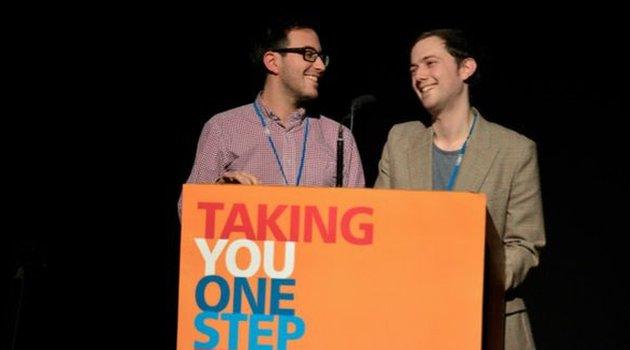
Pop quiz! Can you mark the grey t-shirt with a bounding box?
[432,144,459,190]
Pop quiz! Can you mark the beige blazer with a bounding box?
[375,112,545,349]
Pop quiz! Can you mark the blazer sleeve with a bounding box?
[374,127,394,188]
[504,141,546,291]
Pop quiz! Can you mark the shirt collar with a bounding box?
[255,92,307,129]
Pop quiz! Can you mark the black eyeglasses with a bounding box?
[271,47,330,66]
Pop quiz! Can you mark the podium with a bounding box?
[178,185,504,349]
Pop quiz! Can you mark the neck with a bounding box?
[432,102,473,151]
[261,81,300,124]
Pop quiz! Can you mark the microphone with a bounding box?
[348,94,376,132]
[336,122,344,187]
[337,94,377,187]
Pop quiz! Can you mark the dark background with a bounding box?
[6,5,628,349]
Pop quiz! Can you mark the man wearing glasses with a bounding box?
[182,18,364,189]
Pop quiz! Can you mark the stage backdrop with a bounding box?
[178,184,487,349]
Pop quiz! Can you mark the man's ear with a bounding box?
[263,51,280,74]
[459,57,477,81]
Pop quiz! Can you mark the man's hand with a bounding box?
[216,171,261,185]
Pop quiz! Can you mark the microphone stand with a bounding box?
[336,123,344,187]
[336,103,357,187]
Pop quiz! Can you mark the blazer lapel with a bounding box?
[406,126,432,190]
[453,114,498,192]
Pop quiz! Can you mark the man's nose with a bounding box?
[313,56,327,71]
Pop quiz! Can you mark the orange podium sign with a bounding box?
[178,184,493,349]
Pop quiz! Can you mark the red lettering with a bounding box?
[341,207,374,245]
[221,203,255,240]
[198,202,224,239]
[289,205,300,242]
[304,206,337,243]
[256,204,288,241]
[197,202,374,245]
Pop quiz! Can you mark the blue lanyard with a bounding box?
[253,100,309,185]
[445,114,478,191]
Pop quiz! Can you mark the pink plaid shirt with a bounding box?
[185,96,365,188]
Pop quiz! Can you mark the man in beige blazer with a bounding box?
[375,29,546,350]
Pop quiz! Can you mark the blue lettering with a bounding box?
[220,313,247,350]
[194,311,219,349]
[234,277,266,314]
[278,315,305,350]
[249,314,274,350]
[196,275,229,312]
[271,279,295,316]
